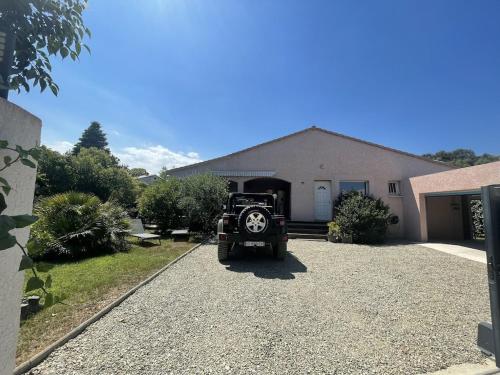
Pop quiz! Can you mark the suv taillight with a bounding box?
[276,218,285,226]
[222,216,233,231]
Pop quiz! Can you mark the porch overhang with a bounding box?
[212,170,276,177]
[424,189,481,197]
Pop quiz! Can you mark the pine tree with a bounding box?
[72,122,109,154]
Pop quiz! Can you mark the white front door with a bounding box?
[314,181,332,221]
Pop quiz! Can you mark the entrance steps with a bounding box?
[287,221,328,241]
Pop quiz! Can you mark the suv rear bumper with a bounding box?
[218,233,288,244]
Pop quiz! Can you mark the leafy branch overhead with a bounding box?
[0,0,91,95]
[0,139,57,306]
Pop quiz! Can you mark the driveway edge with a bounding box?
[14,242,204,375]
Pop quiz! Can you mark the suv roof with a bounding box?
[229,193,275,199]
[226,193,277,215]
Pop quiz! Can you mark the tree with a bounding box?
[179,174,228,233]
[69,148,139,209]
[101,167,140,209]
[72,122,109,154]
[129,168,149,177]
[159,167,171,179]
[0,0,91,95]
[138,179,184,232]
[36,146,75,196]
[37,146,140,209]
[423,149,500,168]
[71,145,118,168]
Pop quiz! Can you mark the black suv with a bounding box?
[217,193,288,261]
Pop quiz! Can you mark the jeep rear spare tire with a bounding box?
[238,205,272,237]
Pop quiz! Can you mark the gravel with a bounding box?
[28,241,490,375]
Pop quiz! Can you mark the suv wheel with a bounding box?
[273,242,287,260]
[238,205,272,237]
[218,242,230,262]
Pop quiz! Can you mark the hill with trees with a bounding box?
[422,149,499,167]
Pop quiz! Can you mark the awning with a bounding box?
[212,170,276,177]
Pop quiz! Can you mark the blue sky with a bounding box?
[11,0,500,173]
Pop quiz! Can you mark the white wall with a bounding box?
[0,98,41,375]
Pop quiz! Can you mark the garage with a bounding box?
[425,191,483,243]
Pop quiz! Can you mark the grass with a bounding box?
[17,238,195,365]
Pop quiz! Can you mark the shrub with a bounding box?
[327,221,340,234]
[334,191,391,244]
[327,221,340,242]
[470,199,485,239]
[137,178,183,232]
[179,174,228,233]
[30,192,130,260]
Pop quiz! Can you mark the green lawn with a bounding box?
[17,239,195,365]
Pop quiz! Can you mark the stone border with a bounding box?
[14,242,204,375]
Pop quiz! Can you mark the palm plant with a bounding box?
[30,192,129,259]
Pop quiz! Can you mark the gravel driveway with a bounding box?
[29,241,490,375]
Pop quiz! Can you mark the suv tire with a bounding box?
[218,242,230,262]
[273,242,287,260]
[238,205,272,238]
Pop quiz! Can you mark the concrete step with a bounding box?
[288,232,328,240]
[286,227,328,234]
[287,221,329,237]
[287,221,329,228]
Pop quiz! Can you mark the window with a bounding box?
[339,181,369,195]
[388,181,401,196]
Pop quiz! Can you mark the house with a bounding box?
[137,174,161,185]
[166,126,455,239]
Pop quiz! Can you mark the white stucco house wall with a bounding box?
[165,126,452,238]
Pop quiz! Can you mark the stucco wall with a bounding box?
[0,99,41,375]
[405,161,500,241]
[169,128,451,237]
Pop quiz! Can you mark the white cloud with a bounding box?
[42,141,201,175]
[114,145,202,174]
[45,141,74,154]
